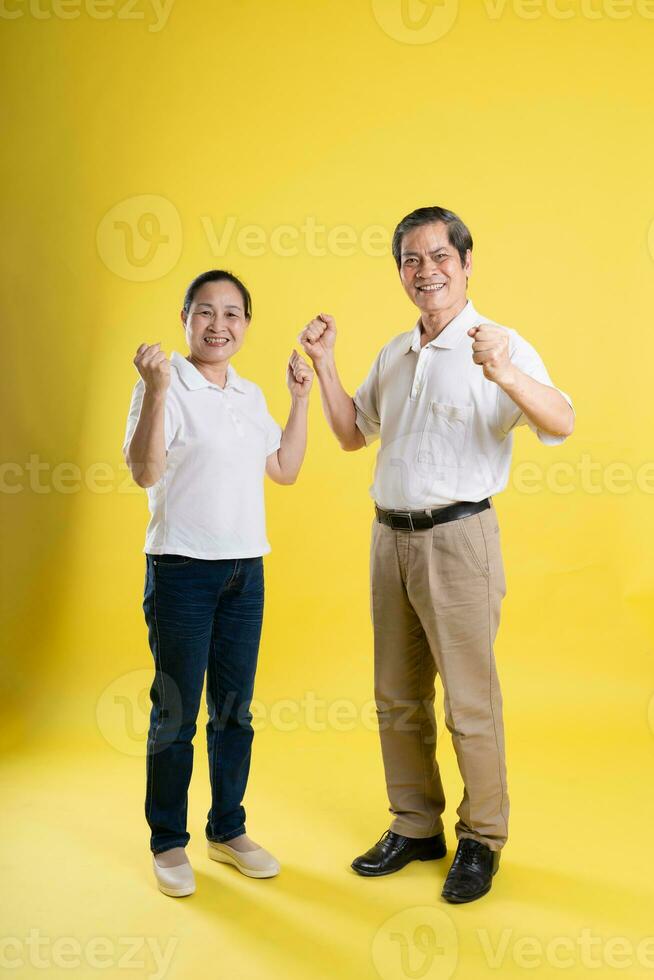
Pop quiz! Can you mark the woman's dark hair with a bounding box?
[392,206,473,269]
[182,269,252,320]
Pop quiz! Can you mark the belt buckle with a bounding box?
[388,511,414,532]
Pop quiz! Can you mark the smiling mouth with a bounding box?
[203,336,230,346]
[416,282,447,293]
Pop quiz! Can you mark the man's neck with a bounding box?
[419,297,468,346]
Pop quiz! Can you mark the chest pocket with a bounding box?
[416,401,472,468]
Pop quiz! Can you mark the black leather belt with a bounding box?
[375,498,490,531]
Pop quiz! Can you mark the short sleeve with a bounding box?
[257,389,283,456]
[121,378,177,455]
[497,332,574,446]
[353,349,382,446]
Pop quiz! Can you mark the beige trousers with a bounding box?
[370,498,509,851]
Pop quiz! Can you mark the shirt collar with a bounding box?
[405,299,479,353]
[171,351,246,393]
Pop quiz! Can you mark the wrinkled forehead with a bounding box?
[400,221,452,255]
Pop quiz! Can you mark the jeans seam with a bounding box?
[208,825,246,844]
[147,561,166,829]
[225,559,240,590]
[208,622,221,839]
[152,840,188,855]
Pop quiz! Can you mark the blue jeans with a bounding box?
[142,553,265,855]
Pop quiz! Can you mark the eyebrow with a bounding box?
[402,246,450,257]
[196,302,243,312]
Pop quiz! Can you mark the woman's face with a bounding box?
[182,279,249,365]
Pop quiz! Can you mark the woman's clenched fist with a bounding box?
[287,350,314,399]
[134,342,171,394]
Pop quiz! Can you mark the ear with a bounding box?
[463,249,473,278]
[180,309,187,328]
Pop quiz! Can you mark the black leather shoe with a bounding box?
[441,838,501,904]
[351,829,447,877]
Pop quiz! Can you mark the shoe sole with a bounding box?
[155,881,195,897]
[441,865,499,904]
[442,882,492,904]
[207,845,280,878]
[351,851,447,877]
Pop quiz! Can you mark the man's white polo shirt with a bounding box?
[353,300,574,511]
[122,351,282,559]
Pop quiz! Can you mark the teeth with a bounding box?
[204,337,229,344]
[418,283,445,291]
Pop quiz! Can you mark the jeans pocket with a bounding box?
[154,554,195,568]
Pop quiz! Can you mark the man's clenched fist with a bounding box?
[467,324,514,385]
[134,342,171,394]
[287,350,314,399]
[298,313,336,364]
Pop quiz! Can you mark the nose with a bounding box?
[415,255,439,279]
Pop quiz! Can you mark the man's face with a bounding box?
[181,279,249,363]
[398,221,471,318]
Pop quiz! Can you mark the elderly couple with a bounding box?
[122,205,574,904]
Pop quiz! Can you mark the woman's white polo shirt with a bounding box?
[122,351,282,560]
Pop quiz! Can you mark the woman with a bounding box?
[122,269,313,897]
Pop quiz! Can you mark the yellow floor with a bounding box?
[3,692,653,980]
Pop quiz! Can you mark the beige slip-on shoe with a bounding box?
[207,839,280,878]
[152,853,196,897]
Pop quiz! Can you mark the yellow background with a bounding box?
[2,0,653,977]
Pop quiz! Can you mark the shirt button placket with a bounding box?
[226,395,243,434]
[413,349,427,398]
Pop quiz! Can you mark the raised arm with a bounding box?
[468,324,574,439]
[265,350,314,485]
[298,314,365,452]
[124,342,171,488]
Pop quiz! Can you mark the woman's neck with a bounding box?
[186,354,228,388]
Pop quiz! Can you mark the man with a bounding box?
[299,206,574,904]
